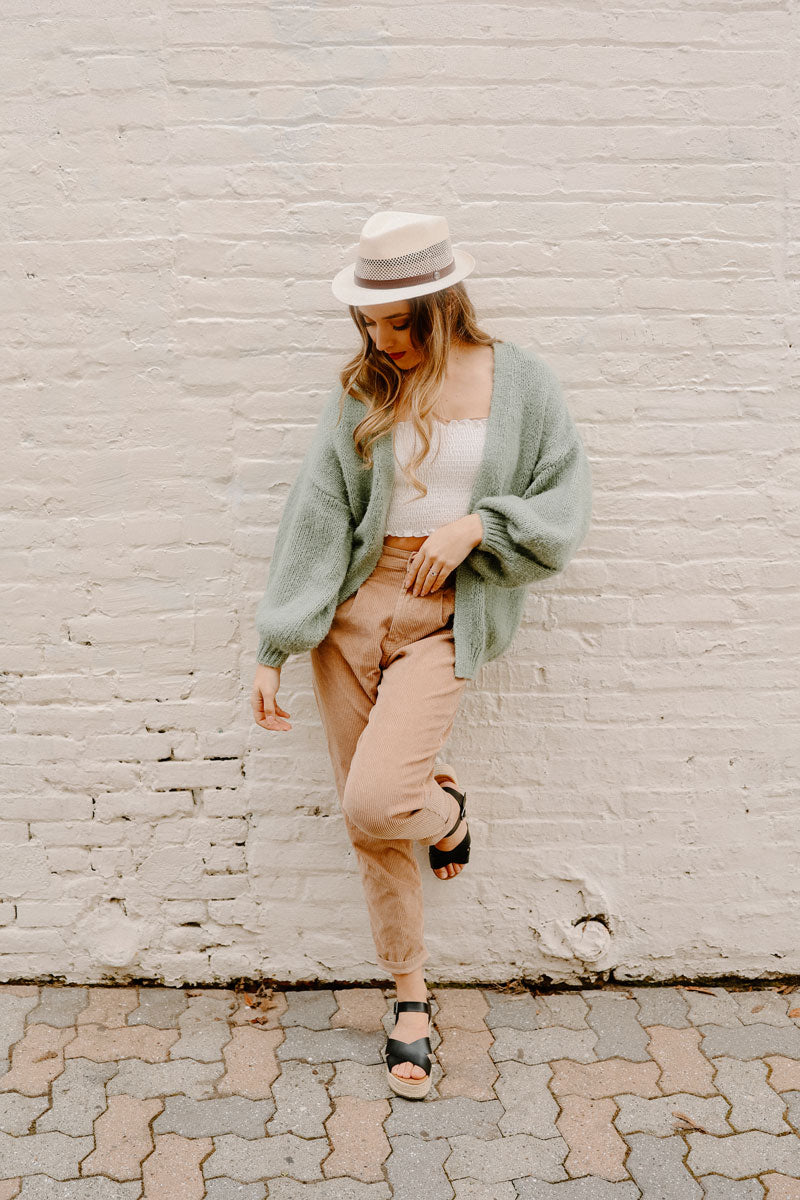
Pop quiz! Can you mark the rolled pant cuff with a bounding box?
[416,788,462,847]
[376,947,429,975]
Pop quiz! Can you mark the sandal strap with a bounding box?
[386,1000,433,1075]
[394,999,431,1017]
[384,1034,432,1074]
[439,785,467,838]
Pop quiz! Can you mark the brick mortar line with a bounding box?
[6,977,800,991]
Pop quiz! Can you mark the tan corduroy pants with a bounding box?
[309,541,468,975]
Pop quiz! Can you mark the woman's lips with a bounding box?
[388,351,405,360]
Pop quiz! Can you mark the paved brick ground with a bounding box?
[1,982,799,1196]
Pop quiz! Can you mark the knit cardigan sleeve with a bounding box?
[468,370,592,589]
[255,396,354,669]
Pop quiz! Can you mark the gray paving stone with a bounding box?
[328,1060,389,1100]
[516,1181,642,1199]
[490,1026,597,1066]
[784,1089,800,1133]
[699,1023,800,1060]
[713,1056,791,1133]
[0,1129,94,1180]
[686,1129,800,1178]
[731,989,793,1027]
[277,1027,383,1066]
[384,1133,452,1199]
[280,990,339,1029]
[584,994,651,1062]
[26,986,89,1028]
[154,1094,275,1137]
[613,1092,732,1136]
[481,991,544,1031]
[493,1061,560,1138]
[453,1184,518,1200]
[698,1178,764,1200]
[682,988,743,1028]
[35,1058,117,1136]
[170,991,236,1061]
[204,1182,268,1200]
[128,986,189,1028]
[267,1061,334,1137]
[581,989,632,1003]
[0,990,40,1060]
[0,1091,50,1135]
[204,1132,329,1182]
[536,993,591,1030]
[445,1133,569,1184]
[17,1178,141,1199]
[628,986,689,1029]
[107,1056,223,1099]
[384,1095,504,1139]
[264,1181,391,1198]
[624,1132,702,1198]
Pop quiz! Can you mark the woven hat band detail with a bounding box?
[353,236,456,288]
[353,258,456,289]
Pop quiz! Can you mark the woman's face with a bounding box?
[359,302,423,369]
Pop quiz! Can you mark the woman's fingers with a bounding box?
[252,686,292,732]
[405,552,434,596]
[408,563,446,597]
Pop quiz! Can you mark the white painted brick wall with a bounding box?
[2,0,797,985]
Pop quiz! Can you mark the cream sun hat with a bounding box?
[331,210,476,306]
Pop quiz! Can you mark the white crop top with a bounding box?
[384,417,489,536]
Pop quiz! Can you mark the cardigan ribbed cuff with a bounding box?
[256,641,290,669]
[475,508,513,560]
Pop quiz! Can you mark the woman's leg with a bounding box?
[309,545,466,975]
[311,632,435,975]
[340,620,467,850]
[382,761,467,1081]
[310,624,464,975]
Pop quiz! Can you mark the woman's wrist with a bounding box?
[464,512,484,550]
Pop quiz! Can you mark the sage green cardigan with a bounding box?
[256,339,592,680]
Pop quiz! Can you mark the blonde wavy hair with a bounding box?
[336,282,500,499]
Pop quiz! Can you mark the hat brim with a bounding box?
[331,248,476,307]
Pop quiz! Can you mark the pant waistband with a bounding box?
[377,543,418,571]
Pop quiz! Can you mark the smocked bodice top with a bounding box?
[384,416,489,536]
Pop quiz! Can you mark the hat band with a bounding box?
[352,235,457,290]
[353,256,456,290]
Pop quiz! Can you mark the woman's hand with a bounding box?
[252,664,292,732]
[404,514,484,596]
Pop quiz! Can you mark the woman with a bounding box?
[251,210,593,1100]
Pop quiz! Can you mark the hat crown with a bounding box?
[358,211,450,259]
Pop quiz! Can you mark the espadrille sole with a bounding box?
[384,1059,433,1099]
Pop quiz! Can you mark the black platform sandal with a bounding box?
[383,998,434,1100]
[428,784,470,877]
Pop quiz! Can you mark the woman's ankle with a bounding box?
[392,965,428,1002]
